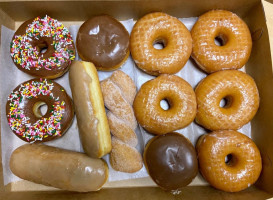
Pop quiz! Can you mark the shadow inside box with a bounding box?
[1,185,272,200]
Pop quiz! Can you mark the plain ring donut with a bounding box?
[196,130,262,192]
[130,12,192,76]
[195,70,259,131]
[133,74,197,135]
[191,10,252,73]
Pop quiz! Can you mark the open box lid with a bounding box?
[1,0,273,199]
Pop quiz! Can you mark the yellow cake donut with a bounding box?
[196,130,262,192]
[130,12,192,76]
[191,10,252,73]
[195,70,259,131]
[133,74,196,135]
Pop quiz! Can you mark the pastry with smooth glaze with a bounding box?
[77,15,129,71]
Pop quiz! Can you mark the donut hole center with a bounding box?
[33,101,48,118]
[160,99,171,111]
[214,34,229,46]
[36,41,48,54]
[153,38,168,50]
[225,154,237,167]
[220,96,233,108]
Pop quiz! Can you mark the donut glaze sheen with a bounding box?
[10,144,109,192]
[10,16,75,79]
[6,79,74,143]
[196,130,262,192]
[130,12,192,76]
[69,61,111,158]
[195,70,259,131]
[191,10,252,73]
[77,15,129,71]
[133,75,196,135]
[144,132,198,190]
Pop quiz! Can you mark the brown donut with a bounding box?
[195,70,259,131]
[10,16,75,79]
[144,132,198,190]
[77,15,129,71]
[191,10,252,73]
[130,12,192,76]
[196,130,262,192]
[6,78,74,143]
[133,74,197,135]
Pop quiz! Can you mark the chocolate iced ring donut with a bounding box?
[10,16,75,79]
[77,15,129,71]
[6,78,74,143]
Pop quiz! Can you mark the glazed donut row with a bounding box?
[131,10,252,75]
[5,10,262,194]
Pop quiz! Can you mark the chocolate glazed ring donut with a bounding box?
[77,15,130,71]
[10,16,75,79]
[6,79,74,143]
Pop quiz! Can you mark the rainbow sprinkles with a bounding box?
[10,16,75,70]
[7,79,65,142]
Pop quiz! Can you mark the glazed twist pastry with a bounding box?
[101,71,142,173]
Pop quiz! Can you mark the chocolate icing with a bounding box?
[144,132,198,190]
[11,18,75,78]
[77,15,129,70]
[6,79,74,143]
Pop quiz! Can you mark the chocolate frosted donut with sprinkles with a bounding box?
[6,79,74,143]
[10,16,75,79]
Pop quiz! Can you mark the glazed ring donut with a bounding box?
[130,12,192,76]
[195,70,259,131]
[6,78,74,143]
[191,10,252,73]
[196,130,262,192]
[10,16,75,79]
[133,74,197,135]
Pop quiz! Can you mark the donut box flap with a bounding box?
[1,0,273,199]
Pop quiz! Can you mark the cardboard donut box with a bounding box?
[1,0,273,199]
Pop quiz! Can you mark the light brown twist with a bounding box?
[100,71,142,173]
